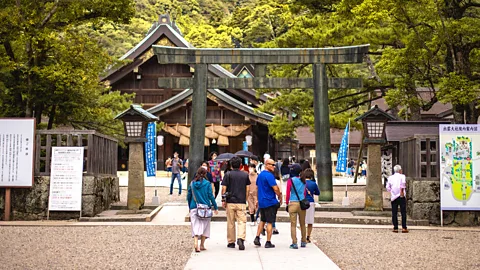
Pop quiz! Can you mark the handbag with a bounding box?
[291,178,310,210]
[191,183,213,219]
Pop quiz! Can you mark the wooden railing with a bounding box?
[35,130,118,176]
[399,135,439,178]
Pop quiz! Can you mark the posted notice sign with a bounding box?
[48,147,84,211]
[439,124,480,210]
[0,118,35,187]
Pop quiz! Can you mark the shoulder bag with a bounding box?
[291,179,310,210]
[191,182,213,219]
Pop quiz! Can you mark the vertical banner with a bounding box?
[243,141,248,164]
[48,147,84,211]
[440,124,480,210]
[336,122,349,173]
[0,119,35,187]
[145,122,156,177]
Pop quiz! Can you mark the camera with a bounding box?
[222,192,232,199]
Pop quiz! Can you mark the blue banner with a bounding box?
[336,122,349,173]
[145,122,156,177]
[243,141,248,164]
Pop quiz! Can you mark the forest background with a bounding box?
[0,0,479,140]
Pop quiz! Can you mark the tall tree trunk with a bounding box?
[34,104,43,125]
[47,105,56,129]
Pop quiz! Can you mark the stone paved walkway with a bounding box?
[184,222,340,270]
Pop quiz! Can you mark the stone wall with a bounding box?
[407,178,480,226]
[0,175,119,220]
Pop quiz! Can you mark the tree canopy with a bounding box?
[1,0,479,141]
[0,0,136,138]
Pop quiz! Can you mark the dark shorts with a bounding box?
[260,203,279,224]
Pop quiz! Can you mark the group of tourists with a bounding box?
[185,150,408,252]
[346,159,367,179]
[186,152,322,252]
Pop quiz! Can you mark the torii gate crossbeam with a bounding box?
[153,45,370,201]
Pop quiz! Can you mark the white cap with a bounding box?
[263,153,271,160]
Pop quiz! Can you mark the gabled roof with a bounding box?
[115,104,159,121]
[147,88,273,124]
[102,14,266,104]
[371,88,452,118]
[232,64,255,78]
[354,105,397,121]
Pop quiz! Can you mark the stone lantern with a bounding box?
[355,105,396,211]
[115,104,158,210]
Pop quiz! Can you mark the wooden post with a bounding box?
[188,64,208,185]
[4,188,11,221]
[313,63,333,201]
[354,130,365,183]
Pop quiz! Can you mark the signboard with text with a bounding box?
[0,118,35,188]
[440,124,480,211]
[48,147,84,211]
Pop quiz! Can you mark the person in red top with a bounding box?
[208,152,222,198]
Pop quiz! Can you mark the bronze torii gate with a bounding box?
[153,45,370,201]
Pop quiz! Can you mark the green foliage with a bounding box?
[438,73,479,106]
[0,0,135,139]
[3,0,479,142]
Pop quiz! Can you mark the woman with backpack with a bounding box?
[303,168,320,243]
[187,167,218,253]
[285,164,307,249]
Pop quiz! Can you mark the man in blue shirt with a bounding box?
[253,159,282,248]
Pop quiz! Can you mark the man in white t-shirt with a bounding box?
[386,164,408,233]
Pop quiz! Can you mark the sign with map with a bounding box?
[439,124,480,210]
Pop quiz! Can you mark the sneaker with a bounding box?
[254,236,261,247]
[265,241,275,248]
[402,228,409,233]
[306,236,311,243]
[178,193,181,196]
[289,243,298,249]
[227,243,235,248]
[301,242,307,248]
[272,229,279,235]
[392,229,399,233]
[237,239,245,250]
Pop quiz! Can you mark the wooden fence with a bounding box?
[399,134,439,178]
[35,130,118,176]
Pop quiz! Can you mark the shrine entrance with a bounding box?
[153,45,370,201]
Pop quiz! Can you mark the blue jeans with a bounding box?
[170,173,182,194]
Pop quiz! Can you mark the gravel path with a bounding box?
[0,226,192,270]
[312,228,480,270]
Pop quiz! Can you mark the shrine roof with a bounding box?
[147,88,273,124]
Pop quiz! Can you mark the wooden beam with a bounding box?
[158,77,363,89]
[153,45,370,64]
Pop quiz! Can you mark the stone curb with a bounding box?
[78,205,163,222]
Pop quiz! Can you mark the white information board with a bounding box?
[439,124,480,210]
[0,118,35,187]
[48,147,84,211]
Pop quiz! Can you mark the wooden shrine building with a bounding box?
[102,15,277,169]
